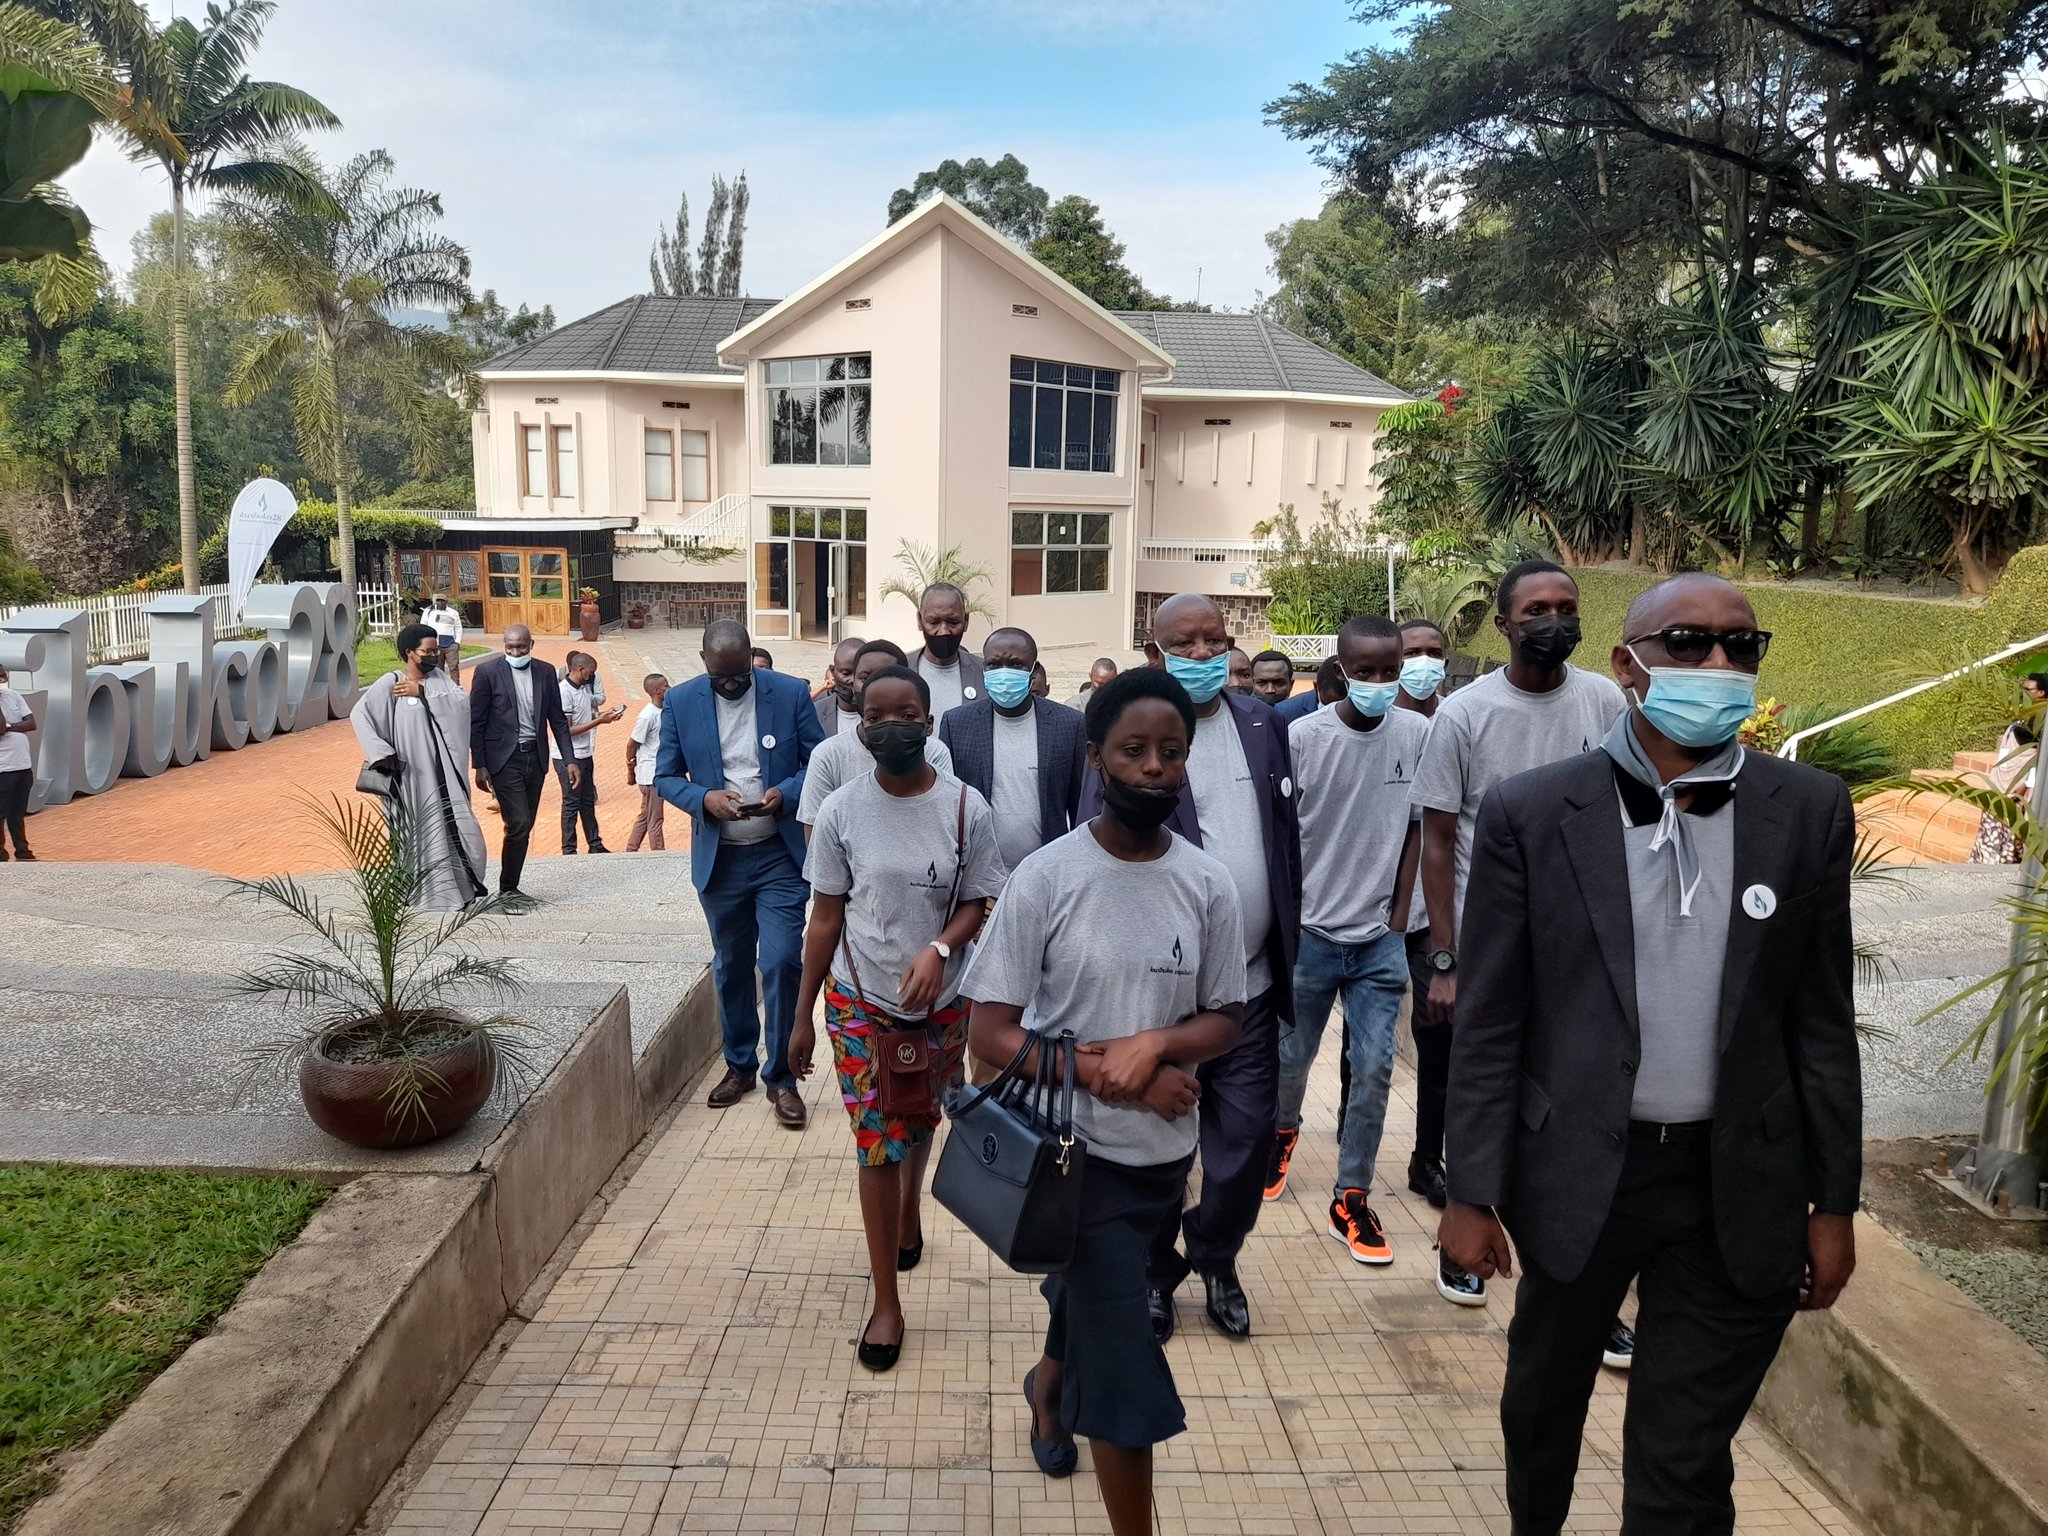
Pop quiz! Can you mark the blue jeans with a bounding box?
[698,836,808,1090]
[1276,928,1408,1197]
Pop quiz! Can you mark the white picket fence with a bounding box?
[0,582,399,665]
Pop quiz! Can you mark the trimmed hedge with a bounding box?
[1466,545,2048,768]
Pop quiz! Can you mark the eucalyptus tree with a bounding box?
[221,148,472,591]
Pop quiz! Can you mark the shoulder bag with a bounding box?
[932,1027,1088,1274]
[355,675,402,798]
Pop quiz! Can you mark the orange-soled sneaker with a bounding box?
[1263,1127,1300,1201]
[1328,1188,1394,1265]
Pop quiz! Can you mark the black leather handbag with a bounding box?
[932,1028,1087,1275]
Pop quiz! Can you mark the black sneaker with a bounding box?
[498,890,540,914]
[1603,1320,1635,1369]
[1435,1253,1487,1307]
[1407,1151,1448,1209]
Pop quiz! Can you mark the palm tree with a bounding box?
[221,148,472,591]
[126,0,337,593]
[876,540,999,622]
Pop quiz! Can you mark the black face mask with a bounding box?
[832,681,858,709]
[710,671,752,701]
[922,631,963,663]
[862,719,927,774]
[413,651,442,673]
[1100,773,1181,832]
[1510,614,1582,668]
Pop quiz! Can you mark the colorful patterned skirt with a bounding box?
[822,978,970,1167]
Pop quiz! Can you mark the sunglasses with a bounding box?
[1629,626,1772,666]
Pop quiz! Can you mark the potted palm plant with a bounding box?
[626,601,649,630]
[228,796,535,1149]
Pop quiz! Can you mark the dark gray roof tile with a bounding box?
[484,294,779,375]
[1112,311,1407,401]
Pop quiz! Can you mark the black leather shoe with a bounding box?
[1203,1269,1252,1338]
[1408,1151,1449,1209]
[1146,1286,1176,1343]
[706,1068,756,1108]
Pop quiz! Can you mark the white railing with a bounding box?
[1779,631,2048,762]
[0,582,400,665]
[617,492,750,554]
[1139,538,1276,565]
[1267,633,1337,663]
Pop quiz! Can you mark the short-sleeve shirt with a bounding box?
[715,689,775,843]
[630,703,662,782]
[551,680,596,762]
[1409,666,1625,923]
[806,773,1008,1017]
[918,655,966,719]
[0,688,31,773]
[990,708,1043,870]
[798,729,954,824]
[961,827,1248,1167]
[1291,705,1431,944]
[1184,707,1273,994]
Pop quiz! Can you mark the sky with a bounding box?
[67,0,1384,324]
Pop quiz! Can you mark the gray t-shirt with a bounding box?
[1626,795,1733,1121]
[1185,706,1273,994]
[962,827,1248,1166]
[798,729,955,825]
[511,663,536,742]
[1409,666,1625,925]
[918,655,966,719]
[1291,705,1431,944]
[833,705,860,736]
[714,690,774,844]
[806,773,1009,1017]
[991,708,1043,871]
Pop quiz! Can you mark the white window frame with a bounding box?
[644,425,675,502]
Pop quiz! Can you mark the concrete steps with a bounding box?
[1857,748,2001,864]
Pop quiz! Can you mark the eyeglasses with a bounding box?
[1628,627,1772,666]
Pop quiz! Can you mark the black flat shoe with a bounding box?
[1146,1285,1175,1343]
[1203,1269,1252,1339]
[856,1316,901,1372]
[1023,1369,1077,1478]
[897,1239,923,1272]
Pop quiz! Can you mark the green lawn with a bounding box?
[355,636,489,680]
[0,1166,329,1531]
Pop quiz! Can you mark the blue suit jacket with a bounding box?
[1079,689,1303,1019]
[654,669,824,890]
[1273,690,1323,724]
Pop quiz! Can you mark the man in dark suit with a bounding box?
[814,635,866,740]
[655,619,825,1127]
[468,624,576,910]
[1080,592,1303,1341]
[905,582,984,722]
[939,626,1085,871]
[1441,573,1860,1535]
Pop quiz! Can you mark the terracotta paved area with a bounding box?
[19,638,674,878]
[378,1049,1861,1535]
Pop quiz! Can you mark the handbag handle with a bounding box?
[948,1028,1039,1120]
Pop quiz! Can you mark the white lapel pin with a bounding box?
[1742,884,1776,920]
[1280,776,1293,797]
[761,733,777,750]
[964,686,978,699]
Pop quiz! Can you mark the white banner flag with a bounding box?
[226,478,298,620]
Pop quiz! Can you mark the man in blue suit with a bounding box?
[655,619,825,1127]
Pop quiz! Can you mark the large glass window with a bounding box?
[1009,359,1118,472]
[680,429,710,501]
[1010,510,1112,595]
[520,425,545,496]
[551,424,577,497]
[767,354,871,465]
[644,427,673,500]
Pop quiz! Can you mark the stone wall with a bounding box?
[1132,590,1272,650]
[618,581,745,629]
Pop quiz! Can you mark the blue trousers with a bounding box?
[698,837,808,1090]
[1276,928,1408,1196]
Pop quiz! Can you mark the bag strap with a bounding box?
[947,1030,1037,1119]
[840,779,974,1016]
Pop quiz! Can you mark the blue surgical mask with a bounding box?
[1625,648,1759,748]
[1399,655,1446,700]
[505,653,531,671]
[984,666,1032,709]
[1162,650,1230,705]
[1346,680,1401,718]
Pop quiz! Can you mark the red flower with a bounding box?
[1437,385,1463,412]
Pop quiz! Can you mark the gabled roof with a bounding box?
[481,294,778,377]
[1113,311,1409,404]
[717,193,1175,373]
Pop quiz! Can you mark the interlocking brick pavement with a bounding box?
[376,1045,1867,1535]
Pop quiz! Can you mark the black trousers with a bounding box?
[1408,931,1451,1165]
[555,757,600,851]
[0,767,30,855]
[1149,984,1280,1286]
[1501,1128,1798,1536]
[492,743,548,893]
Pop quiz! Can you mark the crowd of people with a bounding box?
[343,568,1866,1536]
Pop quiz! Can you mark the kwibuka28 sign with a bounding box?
[0,583,359,812]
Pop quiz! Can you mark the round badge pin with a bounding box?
[964,686,978,699]
[1280,776,1293,797]
[761,733,777,750]
[1742,883,1777,920]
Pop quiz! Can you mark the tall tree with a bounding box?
[694,174,729,294]
[220,148,472,591]
[716,172,748,296]
[1030,195,1163,310]
[887,154,1049,243]
[650,173,748,297]
[649,191,691,295]
[125,0,337,593]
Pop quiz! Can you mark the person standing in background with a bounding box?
[1971,671,2045,863]
[751,646,776,671]
[1227,647,1255,697]
[1067,656,1119,710]
[1248,651,1296,709]
[468,625,575,911]
[1030,661,1051,699]
[816,636,867,738]
[907,583,984,720]
[625,674,670,852]
[1393,618,1451,1210]
[552,651,624,855]
[940,626,1086,872]
[420,594,464,684]
[0,661,37,862]
[1274,656,1344,723]
[799,641,957,836]
[352,624,487,910]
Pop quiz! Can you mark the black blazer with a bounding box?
[939,696,1087,853]
[467,653,573,777]
[1078,690,1303,1020]
[1446,749,1861,1299]
[907,645,984,707]
[816,693,856,740]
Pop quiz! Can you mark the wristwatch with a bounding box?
[1425,948,1458,974]
[928,940,953,960]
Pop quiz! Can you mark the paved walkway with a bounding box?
[376,1048,1860,1535]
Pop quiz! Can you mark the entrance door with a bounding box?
[828,541,851,644]
[482,546,571,635]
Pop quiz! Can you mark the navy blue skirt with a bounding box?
[1040,1153,1193,1449]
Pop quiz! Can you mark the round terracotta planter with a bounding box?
[578,601,600,641]
[298,1024,495,1149]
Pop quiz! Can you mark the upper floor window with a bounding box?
[767,354,872,465]
[645,427,711,502]
[1012,510,1111,595]
[644,427,673,500]
[520,425,544,496]
[1010,358,1118,472]
[551,424,577,497]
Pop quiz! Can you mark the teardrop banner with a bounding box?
[226,477,299,622]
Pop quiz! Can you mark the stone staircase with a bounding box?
[1858,749,1998,864]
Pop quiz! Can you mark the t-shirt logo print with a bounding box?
[912,858,944,890]
[1149,934,1195,978]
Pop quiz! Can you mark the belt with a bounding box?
[1628,1118,1713,1145]
[514,739,541,753]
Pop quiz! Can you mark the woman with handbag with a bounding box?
[789,664,1008,1372]
[959,667,1247,1533]
[350,623,489,910]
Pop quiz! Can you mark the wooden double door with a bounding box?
[482,546,570,636]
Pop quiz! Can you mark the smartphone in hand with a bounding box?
[737,801,770,818]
